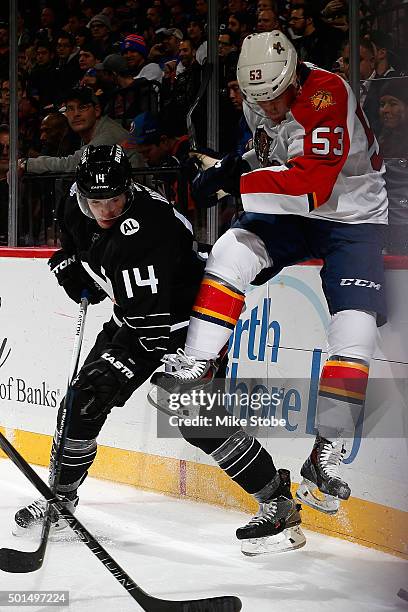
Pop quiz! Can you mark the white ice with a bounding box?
[0,458,406,612]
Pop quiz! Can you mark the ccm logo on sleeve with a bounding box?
[340,278,381,290]
[101,353,135,378]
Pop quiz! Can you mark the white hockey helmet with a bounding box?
[237,31,298,107]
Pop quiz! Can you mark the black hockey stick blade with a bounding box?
[0,295,89,573]
[398,588,408,602]
[0,542,47,573]
[0,432,242,611]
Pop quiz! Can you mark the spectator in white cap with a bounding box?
[149,28,183,69]
[121,34,163,82]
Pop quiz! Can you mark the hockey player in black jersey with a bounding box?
[14,145,305,556]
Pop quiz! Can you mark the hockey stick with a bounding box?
[0,294,89,573]
[0,433,242,611]
[186,62,212,151]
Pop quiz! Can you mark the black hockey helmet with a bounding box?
[75,144,133,219]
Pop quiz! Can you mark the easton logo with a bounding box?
[52,255,76,273]
[273,42,285,54]
[120,218,140,236]
[340,278,381,290]
[101,353,134,378]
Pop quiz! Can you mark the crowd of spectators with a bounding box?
[0,0,407,252]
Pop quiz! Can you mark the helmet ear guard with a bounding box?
[237,31,298,112]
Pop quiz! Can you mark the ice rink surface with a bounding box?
[0,459,406,612]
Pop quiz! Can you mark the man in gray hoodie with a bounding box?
[19,86,144,174]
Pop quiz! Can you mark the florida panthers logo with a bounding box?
[310,90,335,111]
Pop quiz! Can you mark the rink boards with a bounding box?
[0,248,407,558]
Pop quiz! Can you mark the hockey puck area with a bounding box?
[0,459,406,611]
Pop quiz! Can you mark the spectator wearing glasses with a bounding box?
[88,13,117,59]
[17,86,144,176]
[289,2,345,71]
[218,29,239,60]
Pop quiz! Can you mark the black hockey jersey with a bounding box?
[60,183,204,367]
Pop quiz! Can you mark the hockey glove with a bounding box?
[191,153,251,204]
[48,250,106,305]
[72,349,137,421]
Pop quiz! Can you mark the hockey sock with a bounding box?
[317,355,369,439]
[50,434,97,489]
[211,430,277,494]
[185,274,245,360]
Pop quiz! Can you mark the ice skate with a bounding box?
[236,469,306,556]
[13,492,79,537]
[296,434,351,514]
[148,349,219,415]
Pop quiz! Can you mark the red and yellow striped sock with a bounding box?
[318,355,369,406]
[192,275,245,331]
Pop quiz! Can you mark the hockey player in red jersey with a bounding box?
[150,31,388,544]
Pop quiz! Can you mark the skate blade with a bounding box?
[296,479,340,515]
[12,519,70,539]
[147,385,198,420]
[241,526,306,556]
[147,385,173,416]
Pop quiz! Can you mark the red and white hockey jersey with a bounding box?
[241,65,388,224]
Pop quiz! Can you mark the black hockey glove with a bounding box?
[48,250,106,305]
[72,349,137,421]
[191,153,251,205]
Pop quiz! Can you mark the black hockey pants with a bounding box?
[54,318,276,496]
